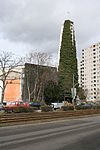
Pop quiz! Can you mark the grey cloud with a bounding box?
[0,0,100,62]
[0,1,60,42]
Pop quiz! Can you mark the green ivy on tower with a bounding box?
[58,20,78,100]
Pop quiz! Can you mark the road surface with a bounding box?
[0,115,100,150]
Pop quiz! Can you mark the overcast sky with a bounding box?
[0,0,100,66]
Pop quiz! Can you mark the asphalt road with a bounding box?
[0,115,100,150]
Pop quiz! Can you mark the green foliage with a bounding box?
[75,105,92,110]
[61,106,74,111]
[40,100,47,107]
[41,106,53,112]
[44,81,61,104]
[4,106,35,113]
[61,105,100,111]
[77,87,86,100]
[58,20,78,99]
[32,99,40,103]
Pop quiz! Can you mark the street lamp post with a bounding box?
[72,74,78,110]
[72,74,75,107]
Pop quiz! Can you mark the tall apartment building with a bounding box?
[80,42,100,101]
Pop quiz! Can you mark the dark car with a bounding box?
[29,102,41,108]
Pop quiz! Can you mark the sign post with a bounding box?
[71,74,77,110]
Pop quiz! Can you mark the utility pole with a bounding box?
[72,74,75,108]
[72,74,78,110]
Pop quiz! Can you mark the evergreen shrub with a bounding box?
[41,106,53,112]
[61,106,74,111]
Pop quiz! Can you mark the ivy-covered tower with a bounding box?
[58,20,78,100]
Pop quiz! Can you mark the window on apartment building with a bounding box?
[94,92,96,95]
[93,60,96,63]
[93,45,95,47]
[94,72,96,74]
[93,56,96,59]
[93,68,96,70]
[94,96,96,99]
[94,84,96,86]
[94,88,96,90]
[94,80,96,82]
[93,49,96,51]
[93,53,96,55]
[94,64,96,66]
[94,76,96,79]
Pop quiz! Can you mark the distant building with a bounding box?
[3,66,24,103]
[0,64,57,103]
[22,63,58,102]
[79,42,100,101]
[78,60,81,87]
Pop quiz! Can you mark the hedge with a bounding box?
[4,106,36,113]
[41,106,53,112]
[61,106,74,111]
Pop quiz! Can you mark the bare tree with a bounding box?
[25,51,52,66]
[78,87,86,100]
[0,51,23,103]
[25,51,53,101]
[84,89,89,101]
[96,88,100,101]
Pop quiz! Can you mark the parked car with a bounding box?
[29,102,41,108]
[51,102,64,110]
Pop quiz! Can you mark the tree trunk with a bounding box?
[26,76,31,102]
[33,79,37,100]
[1,81,5,103]
[37,84,42,101]
[1,88,4,103]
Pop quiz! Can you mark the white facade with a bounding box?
[78,60,81,87]
[80,42,100,101]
